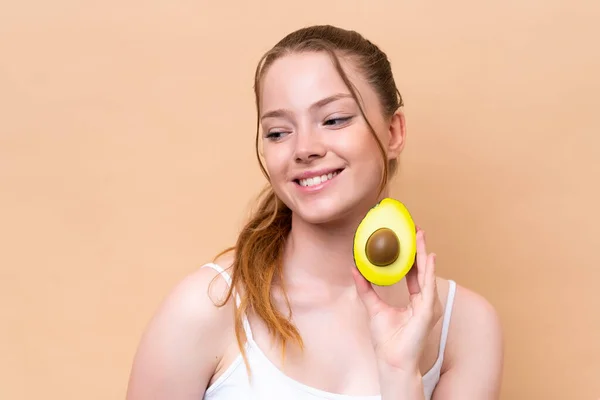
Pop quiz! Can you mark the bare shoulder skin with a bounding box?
[125,254,503,400]
[433,282,504,399]
[125,256,235,400]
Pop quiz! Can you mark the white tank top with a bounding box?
[201,262,457,400]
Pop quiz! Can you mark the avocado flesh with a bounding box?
[353,198,417,286]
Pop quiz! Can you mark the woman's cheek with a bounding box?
[264,151,289,181]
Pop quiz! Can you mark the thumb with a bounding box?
[352,267,384,318]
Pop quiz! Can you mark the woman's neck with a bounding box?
[277,191,411,310]
[281,197,384,291]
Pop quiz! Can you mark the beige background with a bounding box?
[1,1,599,399]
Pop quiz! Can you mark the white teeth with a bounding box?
[299,171,339,187]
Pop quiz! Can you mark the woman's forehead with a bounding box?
[259,52,370,114]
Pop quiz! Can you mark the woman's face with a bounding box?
[258,51,405,225]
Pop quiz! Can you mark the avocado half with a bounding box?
[353,198,417,286]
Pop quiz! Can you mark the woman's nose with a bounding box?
[293,128,326,163]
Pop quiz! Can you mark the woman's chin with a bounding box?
[280,190,376,228]
[291,203,358,227]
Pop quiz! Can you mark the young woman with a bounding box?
[126,25,504,400]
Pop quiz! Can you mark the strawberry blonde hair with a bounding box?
[213,25,404,369]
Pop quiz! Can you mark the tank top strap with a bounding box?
[201,262,254,341]
[438,279,457,359]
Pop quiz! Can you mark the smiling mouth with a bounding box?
[294,169,344,188]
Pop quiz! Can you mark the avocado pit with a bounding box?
[365,227,401,266]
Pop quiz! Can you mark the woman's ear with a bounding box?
[387,109,407,159]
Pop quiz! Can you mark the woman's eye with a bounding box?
[323,116,352,127]
[266,131,287,140]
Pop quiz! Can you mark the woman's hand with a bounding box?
[352,228,443,383]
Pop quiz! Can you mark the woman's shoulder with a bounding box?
[437,276,503,347]
[435,277,504,395]
[150,253,236,328]
[447,279,503,343]
[433,276,501,330]
[126,254,236,398]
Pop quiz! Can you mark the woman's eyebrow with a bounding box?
[261,93,353,121]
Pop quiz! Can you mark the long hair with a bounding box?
[213,25,404,371]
